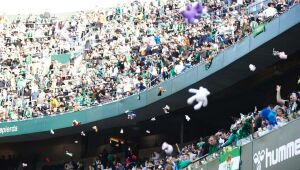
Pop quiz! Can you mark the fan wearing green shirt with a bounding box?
[115,7,123,15]
[169,66,177,78]
[175,154,191,170]
[222,117,252,147]
[24,107,32,118]
[178,23,185,33]
[17,76,26,96]
[167,23,174,33]
[208,135,219,155]
[146,25,155,37]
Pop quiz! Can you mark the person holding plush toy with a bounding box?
[260,107,278,130]
[222,115,253,147]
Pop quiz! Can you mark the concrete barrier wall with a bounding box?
[188,117,300,170]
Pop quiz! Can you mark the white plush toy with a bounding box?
[185,115,191,121]
[187,87,210,110]
[249,64,256,71]
[162,142,173,155]
[50,129,55,135]
[66,151,73,157]
[273,48,287,59]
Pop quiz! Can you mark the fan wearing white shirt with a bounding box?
[174,61,184,75]
[263,3,278,19]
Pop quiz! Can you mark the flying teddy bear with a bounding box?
[162,142,174,155]
[187,86,210,110]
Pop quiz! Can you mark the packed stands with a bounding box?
[0,0,299,169]
[0,0,295,122]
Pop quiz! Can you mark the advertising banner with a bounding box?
[252,119,300,170]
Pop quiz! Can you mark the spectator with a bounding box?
[276,85,300,120]
[175,154,191,170]
[208,136,219,155]
[263,3,278,19]
[274,106,288,127]
[236,116,253,146]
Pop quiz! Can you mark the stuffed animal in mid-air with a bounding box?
[162,142,173,155]
[126,110,136,120]
[273,48,287,59]
[180,2,203,23]
[72,120,81,126]
[187,86,210,110]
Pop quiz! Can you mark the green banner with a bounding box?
[253,24,266,38]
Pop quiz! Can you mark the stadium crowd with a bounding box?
[37,84,299,170]
[81,86,299,170]
[0,0,295,122]
[2,84,300,170]
[0,0,299,169]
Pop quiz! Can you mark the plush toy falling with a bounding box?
[185,115,191,122]
[146,130,151,134]
[151,117,156,121]
[80,131,86,136]
[22,163,28,167]
[120,128,124,134]
[273,48,287,59]
[187,86,210,110]
[66,151,73,157]
[181,2,203,23]
[92,126,98,132]
[158,87,166,96]
[260,108,277,127]
[126,110,137,120]
[249,64,256,71]
[163,105,170,114]
[50,129,55,135]
[72,120,81,126]
[137,93,140,100]
[162,142,174,155]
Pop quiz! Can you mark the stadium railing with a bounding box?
[185,116,300,170]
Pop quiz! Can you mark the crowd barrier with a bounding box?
[187,117,300,170]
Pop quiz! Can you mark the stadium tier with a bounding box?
[0,0,299,170]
